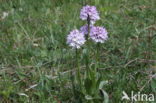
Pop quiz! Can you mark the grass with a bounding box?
[0,0,156,102]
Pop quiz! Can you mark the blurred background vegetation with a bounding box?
[0,0,156,102]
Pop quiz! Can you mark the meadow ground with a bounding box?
[0,0,156,103]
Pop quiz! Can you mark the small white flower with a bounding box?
[1,12,9,20]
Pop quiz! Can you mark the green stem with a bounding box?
[76,49,82,91]
[86,16,90,78]
[95,43,100,72]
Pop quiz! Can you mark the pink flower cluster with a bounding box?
[80,5,100,23]
[67,5,108,49]
[90,26,108,43]
[67,30,86,49]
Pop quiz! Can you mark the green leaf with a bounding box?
[84,78,92,94]
[96,74,102,88]
[85,95,93,100]
[41,50,47,57]
[151,78,156,93]
[95,0,100,6]
[99,81,108,89]
[2,86,13,98]
[100,89,109,103]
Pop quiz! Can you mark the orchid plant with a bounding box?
[67,5,109,103]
